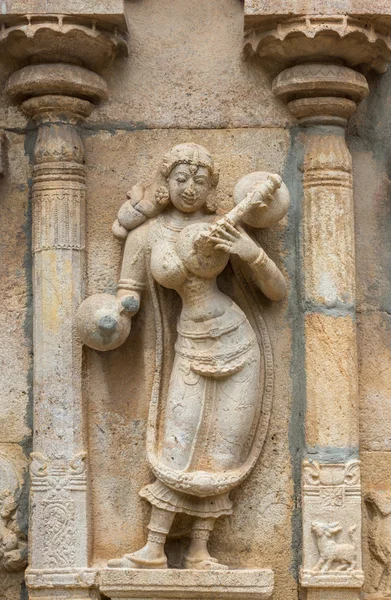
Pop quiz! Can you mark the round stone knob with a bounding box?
[233,171,290,228]
[76,293,131,351]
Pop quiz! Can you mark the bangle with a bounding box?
[250,250,268,268]
[118,278,145,292]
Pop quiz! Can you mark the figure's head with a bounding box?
[161,143,219,214]
[112,143,220,239]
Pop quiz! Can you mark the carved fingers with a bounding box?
[206,218,260,263]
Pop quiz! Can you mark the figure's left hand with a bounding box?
[208,218,260,263]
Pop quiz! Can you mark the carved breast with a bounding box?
[150,232,187,290]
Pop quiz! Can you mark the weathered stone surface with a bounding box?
[1,0,125,15]
[244,0,391,19]
[7,64,108,103]
[0,443,28,599]
[358,312,391,452]
[0,0,292,131]
[82,127,295,599]
[305,313,359,449]
[0,133,31,445]
[88,0,293,130]
[100,568,274,600]
[0,0,390,599]
[353,146,391,315]
[362,452,391,597]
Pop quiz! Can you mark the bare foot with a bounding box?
[183,540,228,570]
[183,555,229,570]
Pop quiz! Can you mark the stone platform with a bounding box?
[99,568,274,600]
[300,569,365,588]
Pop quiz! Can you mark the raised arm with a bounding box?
[207,218,287,302]
[246,245,287,302]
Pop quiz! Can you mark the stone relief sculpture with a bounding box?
[365,491,391,594]
[77,143,289,570]
[0,456,27,573]
[311,522,357,573]
[0,490,27,573]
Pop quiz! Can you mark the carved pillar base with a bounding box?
[99,568,274,600]
[301,462,364,589]
[26,568,97,600]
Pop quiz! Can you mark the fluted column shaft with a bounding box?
[23,96,95,598]
[303,129,359,451]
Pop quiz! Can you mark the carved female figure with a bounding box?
[77,143,289,570]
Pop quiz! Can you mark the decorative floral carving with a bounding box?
[303,460,361,493]
[30,452,49,479]
[303,461,321,486]
[301,461,363,587]
[42,478,76,568]
[320,488,344,508]
[30,453,87,568]
[69,452,87,476]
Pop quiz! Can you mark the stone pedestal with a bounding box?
[99,569,274,600]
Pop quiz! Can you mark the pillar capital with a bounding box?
[272,63,369,127]
[0,2,128,116]
[0,4,128,74]
[243,6,391,130]
[244,4,391,75]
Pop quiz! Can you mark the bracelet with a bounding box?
[118,278,145,292]
[250,250,268,269]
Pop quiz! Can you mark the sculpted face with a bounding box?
[168,164,211,213]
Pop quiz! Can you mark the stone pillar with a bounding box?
[273,63,369,600]
[6,64,107,599]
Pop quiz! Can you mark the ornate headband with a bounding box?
[160,143,220,187]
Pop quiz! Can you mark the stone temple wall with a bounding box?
[0,2,390,600]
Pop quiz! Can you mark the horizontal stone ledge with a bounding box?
[26,567,98,588]
[99,568,274,600]
[1,0,126,22]
[244,0,391,20]
[301,569,364,588]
